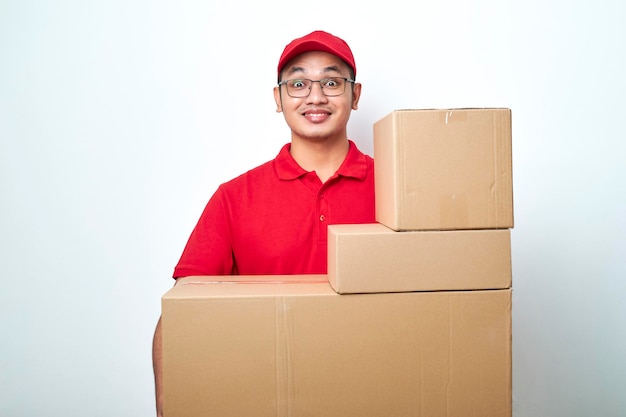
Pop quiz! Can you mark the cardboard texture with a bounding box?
[162,277,512,417]
[328,223,512,294]
[374,108,513,231]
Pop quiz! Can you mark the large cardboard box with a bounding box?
[162,276,512,417]
[328,223,511,294]
[374,108,513,231]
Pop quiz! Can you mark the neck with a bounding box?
[289,137,350,183]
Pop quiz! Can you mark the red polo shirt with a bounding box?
[173,140,375,277]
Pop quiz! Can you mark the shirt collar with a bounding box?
[274,140,369,181]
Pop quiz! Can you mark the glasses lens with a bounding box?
[286,79,311,97]
[320,78,345,96]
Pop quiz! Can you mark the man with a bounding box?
[153,30,375,416]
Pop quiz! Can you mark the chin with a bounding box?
[301,125,339,139]
[300,132,335,142]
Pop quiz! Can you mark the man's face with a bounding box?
[274,51,361,144]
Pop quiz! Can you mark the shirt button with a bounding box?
[320,215,325,222]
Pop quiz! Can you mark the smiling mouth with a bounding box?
[303,108,331,116]
[303,111,331,124]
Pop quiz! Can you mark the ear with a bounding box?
[274,86,283,113]
[351,82,362,111]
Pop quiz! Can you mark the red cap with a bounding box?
[277,30,356,79]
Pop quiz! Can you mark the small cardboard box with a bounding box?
[374,108,513,231]
[162,277,512,417]
[328,223,511,294]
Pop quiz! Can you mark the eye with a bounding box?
[322,78,341,89]
[290,79,307,89]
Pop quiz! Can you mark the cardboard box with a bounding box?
[328,223,511,294]
[374,108,513,231]
[163,276,512,417]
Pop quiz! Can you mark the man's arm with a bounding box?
[153,316,163,417]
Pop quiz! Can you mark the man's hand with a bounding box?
[153,316,163,417]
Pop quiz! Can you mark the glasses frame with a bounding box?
[278,77,356,98]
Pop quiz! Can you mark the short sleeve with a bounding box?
[172,186,236,277]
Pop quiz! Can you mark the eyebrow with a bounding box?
[285,65,345,78]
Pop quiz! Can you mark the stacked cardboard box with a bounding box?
[161,108,513,416]
[373,108,513,232]
[163,276,511,417]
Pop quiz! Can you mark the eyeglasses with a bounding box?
[278,77,355,98]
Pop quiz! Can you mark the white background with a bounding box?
[1,0,624,416]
